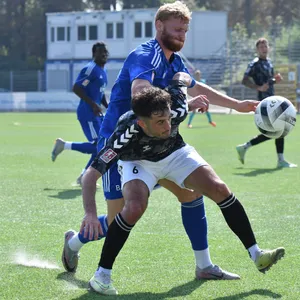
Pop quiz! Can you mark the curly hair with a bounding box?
[132,87,171,118]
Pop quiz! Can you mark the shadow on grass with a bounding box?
[69,278,206,300]
[214,288,282,299]
[44,188,82,200]
[233,167,281,177]
[57,272,88,289]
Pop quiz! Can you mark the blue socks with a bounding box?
[181,197,208,250]
[78,214,108,243]
[71,142,96,154]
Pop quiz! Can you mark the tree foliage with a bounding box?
[0,0,300,70]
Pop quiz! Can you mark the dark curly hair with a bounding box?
[132,86,171,118]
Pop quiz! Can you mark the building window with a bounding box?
[78,26,86,41]
[135,22,142,38]
[106,23,113,39]
[116,22,123,38]
[145,22,152,38]
[67,27,71,41]
[57,27,65,41]
[89,25,98,40]
[51,27,55,42]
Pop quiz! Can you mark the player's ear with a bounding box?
[156,20,163,33]
[137,119,146,130]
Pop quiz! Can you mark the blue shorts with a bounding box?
[97,136,123,200]
[79,117,103,142]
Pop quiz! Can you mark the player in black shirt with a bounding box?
[237,37,297,168]
[80,72,285,295]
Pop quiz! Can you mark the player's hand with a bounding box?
[235,100,259,113]
[275,73,283,83]
[80,213,103,241]
[257,83,269,92]
[188,95,209,112]
[92,102,103,116]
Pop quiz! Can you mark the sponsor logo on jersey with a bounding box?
[100,148,117,163]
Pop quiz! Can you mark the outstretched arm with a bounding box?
[171,72,209,112]
[188,78,259,113]
[80,167,103,240]
[242,75,269,92]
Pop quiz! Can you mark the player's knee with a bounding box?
[124,198,147,223]
[212,180,230,199]
[177,191,202,203]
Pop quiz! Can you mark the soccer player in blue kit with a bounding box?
[51,42,109,184]
[61,1,269,282]
[62,1,239,280]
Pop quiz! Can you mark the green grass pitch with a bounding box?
[0,112,299,299]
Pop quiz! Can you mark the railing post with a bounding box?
[10,71,13,91]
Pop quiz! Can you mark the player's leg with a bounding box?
[62,136,124,273]
[276,137,297,168]
[182,153,284,273]
[187,110,196,128]
[205,111,216,127]
[62,214,109,273]
[158,179,239,280]
[90,161,155,295]
[75,119,103,184]
[236,133,270,164]
[51,119,98,162]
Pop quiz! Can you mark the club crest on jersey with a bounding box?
[82,79,90,86]
[100,148,117,163]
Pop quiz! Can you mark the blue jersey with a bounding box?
[75,61,107,121]
[100,38,194,138]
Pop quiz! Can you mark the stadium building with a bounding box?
[46,8,227,91]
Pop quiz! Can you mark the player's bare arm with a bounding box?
[131,78,152,96]
[173,72,210,112]
[242,75,269,92]
[101,94,108,109]
[188,78,258,112]
[81,167,103,240]
[73,83,102,115]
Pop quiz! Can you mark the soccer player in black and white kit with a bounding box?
[236,37,297,168]
[80,72,285,295]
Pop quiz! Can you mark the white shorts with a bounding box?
[118,144,208,193]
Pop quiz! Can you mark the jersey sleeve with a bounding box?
[91,114,139,174]
[244,60,256,78]
[74,65,97,89]
[128,52,156,83]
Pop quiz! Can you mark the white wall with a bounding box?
[0,92,79,111]
[46,9,227,60]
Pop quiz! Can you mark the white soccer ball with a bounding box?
[254,95,296,139]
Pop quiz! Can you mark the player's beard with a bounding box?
[161,30,184,52]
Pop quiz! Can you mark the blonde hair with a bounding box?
[155,1,192,22]
[256,37,269,48]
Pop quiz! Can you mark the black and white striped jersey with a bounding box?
[91,81,188,175]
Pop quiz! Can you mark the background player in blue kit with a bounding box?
[61,1,258,281]
[236,37,296,168]
[51,42,109,184]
